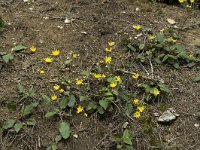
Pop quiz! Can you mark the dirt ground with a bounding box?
[0,0,200,150]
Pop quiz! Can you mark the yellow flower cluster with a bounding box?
[93,73,106,79]
[132,98,145,119]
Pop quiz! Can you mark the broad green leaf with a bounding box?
[12,44,27,52]
[126,103,133,115]
[27,85,35,97]
[86,102,97,112]
[42,94,51,104]
[14,122,23,133]
[173,62,179,69]
[127,44,136,52]
[2,53,13,63]
[157,83,170,93]
[21,102,39,117]
[79,95,90,101]
[122,129,132,145]
[80,71,91,77]
[26,118,36,126]
[139,44,145,50]
[193,75,200,82]
[97,106,104,114]
[175,44,185,53]
[59,97,68,109]
[58,122,70,139]
[156,34,164,43]
[52,144,57,150]
[45,111,58,118]
[55,135,62,143]
[64,59,72,65]
[99,99,110,110]
[3,119,16,129]
[68,95,76,107]
[17,83,25,93]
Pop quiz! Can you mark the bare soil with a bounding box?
[0,0,200,150]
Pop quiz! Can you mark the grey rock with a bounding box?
[157,110,177,123]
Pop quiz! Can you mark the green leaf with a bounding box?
[127,44,136,52]
[68,95,76,107]
[193,75,200,82]
[64,59,72,65]
[86,102,97,112]
[42,94,51,104]
[12,44,27,52]
[173,62,179,69]
[58,122,70,139]
[156,34,164,43]
[126,103,133,115]
[80,71,91,77]
[14,122,23,133]
[52,144,57,150]
[26,118,36,126]
[122,129,132,145]
[21,102,39,117]
[3,119,16,130]
[139,43,145,50]
[27,85,35,97]
[17,83,25,93]
[55,135,62,143]
[157,83,170,93]
[45,111,58,118]
[2,53,13,63]
[7,102,17,112]
[99,99,110,110]
[79,95,90,101]
[59,97,68,109]
[97,106,104,114]
[175,44,185,53]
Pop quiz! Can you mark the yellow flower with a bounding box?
[132,73,139,79]
[186,5,192,8]
[189,54,193,58]
[134,111,141,118]
[53,85,60,90]
[138,106,145,112]
[167,38,177,43]
[108,41,115,47]
[94,74,102,79]
[105,56,112,64]
[133,99,139,105]
[44,57,53,63]
[72,53,78,59]
[101,74,106,78]
[179,0,185,3]
[133,25,142,31]
[76,79,84,85]
[115,76,122,83]
[154,88,160,96]
[110,82,117,88]
[67,80,72,84]
[52,49,60,56]
[38,69,45,74]
[149,35,156,40]
[190,0,194,3]
[59,89,64,93]
[51,94,57,101]
[30,46,36,53]
[77,105,84,113]
[105,47,113,52]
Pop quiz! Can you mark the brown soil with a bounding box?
[0,0,200,150]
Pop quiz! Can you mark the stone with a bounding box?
[157,110,177,123]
